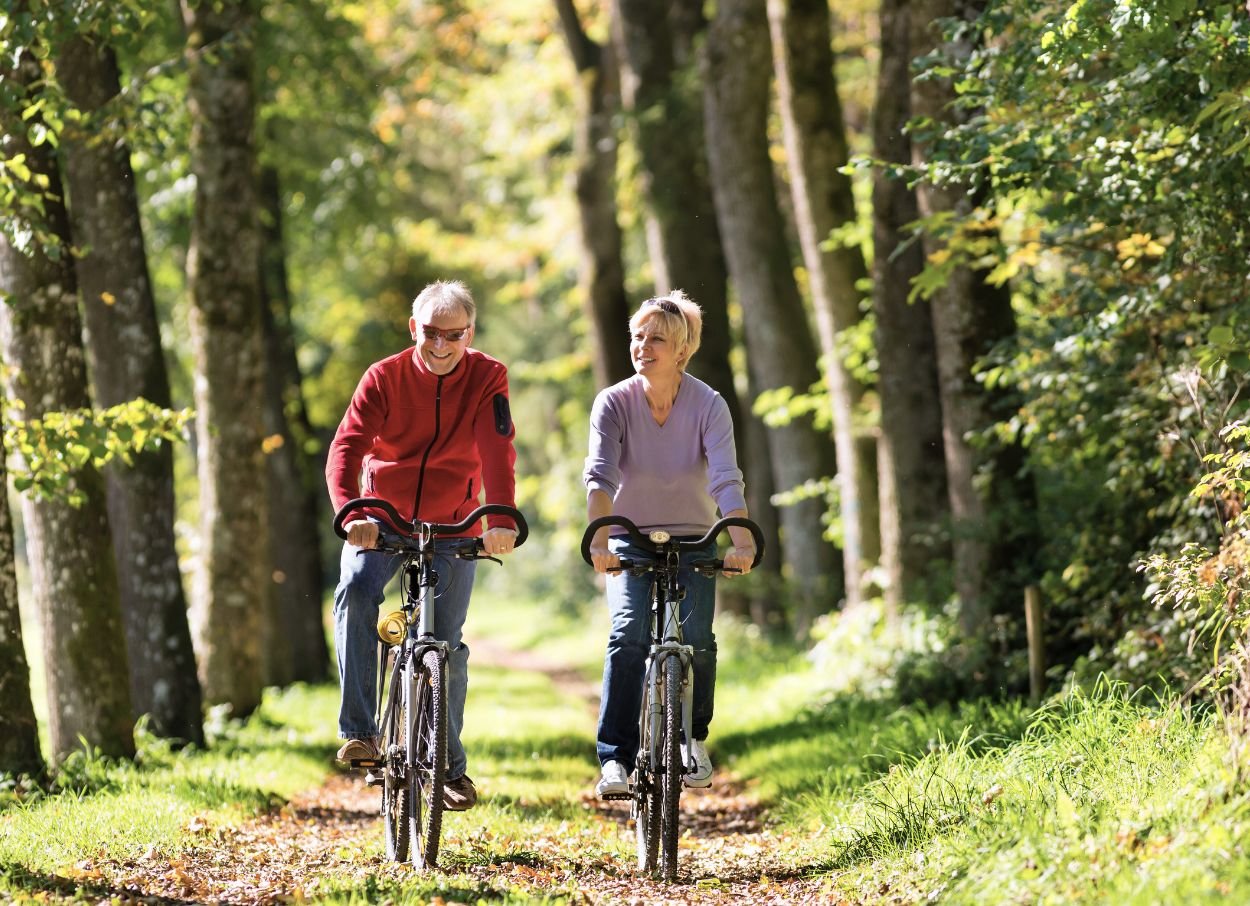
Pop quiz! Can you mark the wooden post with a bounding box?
[1025,585,1045,703]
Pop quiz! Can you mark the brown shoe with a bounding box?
[336,737,380,764]
[443,774,477,810]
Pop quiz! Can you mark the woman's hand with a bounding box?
[722,545,755,577]
[589,534,620,574]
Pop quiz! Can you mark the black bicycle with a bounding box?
[580,514,764,882]
[334,497,528,869]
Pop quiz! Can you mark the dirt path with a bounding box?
[64,642,846,904]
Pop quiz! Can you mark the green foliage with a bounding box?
[902,0,1250,672]
[4,397,191,505]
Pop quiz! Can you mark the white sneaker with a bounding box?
[596,760,630,799]
[683,739,713,788]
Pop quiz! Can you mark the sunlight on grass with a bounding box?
[0,683,338,882]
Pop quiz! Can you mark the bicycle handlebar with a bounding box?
[333,497,529,548]
[579,514,765,569]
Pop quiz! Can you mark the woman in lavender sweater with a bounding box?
[584,291,758,799]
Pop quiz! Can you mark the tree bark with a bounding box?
[614,0,779,621]
[182,0,268,716]
[0,49,135,762]
[258,162,329,685]
[767,0,880,609]
[909,0,1038,633]
[702,0,842,638]
[57,33,206,747]
[0,399,44,777]
[555,0,633,388]
[872,0,949,612]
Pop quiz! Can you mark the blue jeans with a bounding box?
[333,535,478,780]
[596,537,718,768]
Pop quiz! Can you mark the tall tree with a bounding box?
[0,47,135,761]
[767,0,880,609]
[181,0,268,715]
[0,399,43,777]
[613,0,780,621]
[257,161,328,685]
[702,0,841,636]
[909,0,1038,634]
[555,0,632,388]
[56,30,205,746]
[872,0,949,611]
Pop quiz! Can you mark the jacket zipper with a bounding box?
[411,374,443,521]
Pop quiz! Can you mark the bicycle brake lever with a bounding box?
[476,553,502,565]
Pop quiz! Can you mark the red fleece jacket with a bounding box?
[326,346,517,535]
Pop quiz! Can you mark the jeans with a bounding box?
[333,534,478,780]
[596,537,717,768]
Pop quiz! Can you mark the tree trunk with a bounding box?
[555,0,633,388]
[259,162,329,685]
[57,33,206,747]
[0,399,44,777]
[702,0,842,638]
[614,0,779,622]
[767,0,880,609]
[0,49,135,762]
[182,0,268,716]
[910,0,1038,634]
[872,0,949,612]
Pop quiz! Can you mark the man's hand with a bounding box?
[482,526,518,556]
[346,519,380,549]
[722,546,755,578]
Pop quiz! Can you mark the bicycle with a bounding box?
[333,496,528,869]
[580,514,764,882]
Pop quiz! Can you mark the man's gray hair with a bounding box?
[412,280,476,324]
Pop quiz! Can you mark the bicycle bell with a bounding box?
[648,530,671,544]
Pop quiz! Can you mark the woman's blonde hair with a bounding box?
[629,289,703,371]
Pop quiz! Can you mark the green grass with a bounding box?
[5,590,1250,903]
[0,683,337,873]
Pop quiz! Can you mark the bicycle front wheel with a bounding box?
[634,674,661,873]
[410,646,448,868]
[659,654,683,882]
[382,652,412,863]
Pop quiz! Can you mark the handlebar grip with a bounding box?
[580,514,651,565]
[333,497,413,540]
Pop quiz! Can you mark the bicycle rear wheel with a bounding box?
[382,653,412,863]
[659,654,683,882]
[634,673,661,873]
[410,647,448,868]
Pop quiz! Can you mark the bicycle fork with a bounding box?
[645,643,694,771]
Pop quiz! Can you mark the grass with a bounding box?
[4,588,1250,903]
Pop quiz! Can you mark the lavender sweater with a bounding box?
[584,374,747,536]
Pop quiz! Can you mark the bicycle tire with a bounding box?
[659,654,683,882]
[634,673,661,873]
[382,653,412,863]
[411,647,448,868]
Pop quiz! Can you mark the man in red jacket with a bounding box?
[326,279,518,811]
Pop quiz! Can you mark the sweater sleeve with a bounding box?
[703,394,747,516]
[473,362,518,530]
[584,389,623,499]
[326,364,388,515]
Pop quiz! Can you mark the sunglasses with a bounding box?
[420,324,470,342]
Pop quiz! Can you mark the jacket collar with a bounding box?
[409,345,475,386]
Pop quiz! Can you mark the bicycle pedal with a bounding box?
[599,791,632,801]
[365,770,384,787]
[350,758,383,770]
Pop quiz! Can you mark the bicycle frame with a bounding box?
[334,496,528,869]
[581,513,765,881]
